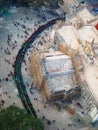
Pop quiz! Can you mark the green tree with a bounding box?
[46,0,64,8]
[28,0,45,9]
[0,105,44,130]
[0,0,63,10]
[28,0,63,9]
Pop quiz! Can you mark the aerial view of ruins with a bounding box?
[0,0,98,130]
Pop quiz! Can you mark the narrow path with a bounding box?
[14,17,61,117]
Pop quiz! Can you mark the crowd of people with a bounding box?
[0,6,68,130]
[0,6,85,130]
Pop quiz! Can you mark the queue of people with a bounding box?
[0,6,74,130]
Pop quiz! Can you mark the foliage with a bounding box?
[0,0,63,9]
[0,105,44,130]
[32,0,45,8]
[29,0,63,9]
[0,0,10,13]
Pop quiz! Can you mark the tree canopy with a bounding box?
[29,0,63,9]
[0,0,63,9]
[0,105,44,130]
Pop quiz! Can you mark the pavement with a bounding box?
[0,7,88,130]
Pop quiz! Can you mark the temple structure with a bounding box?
[30,48,80,102]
